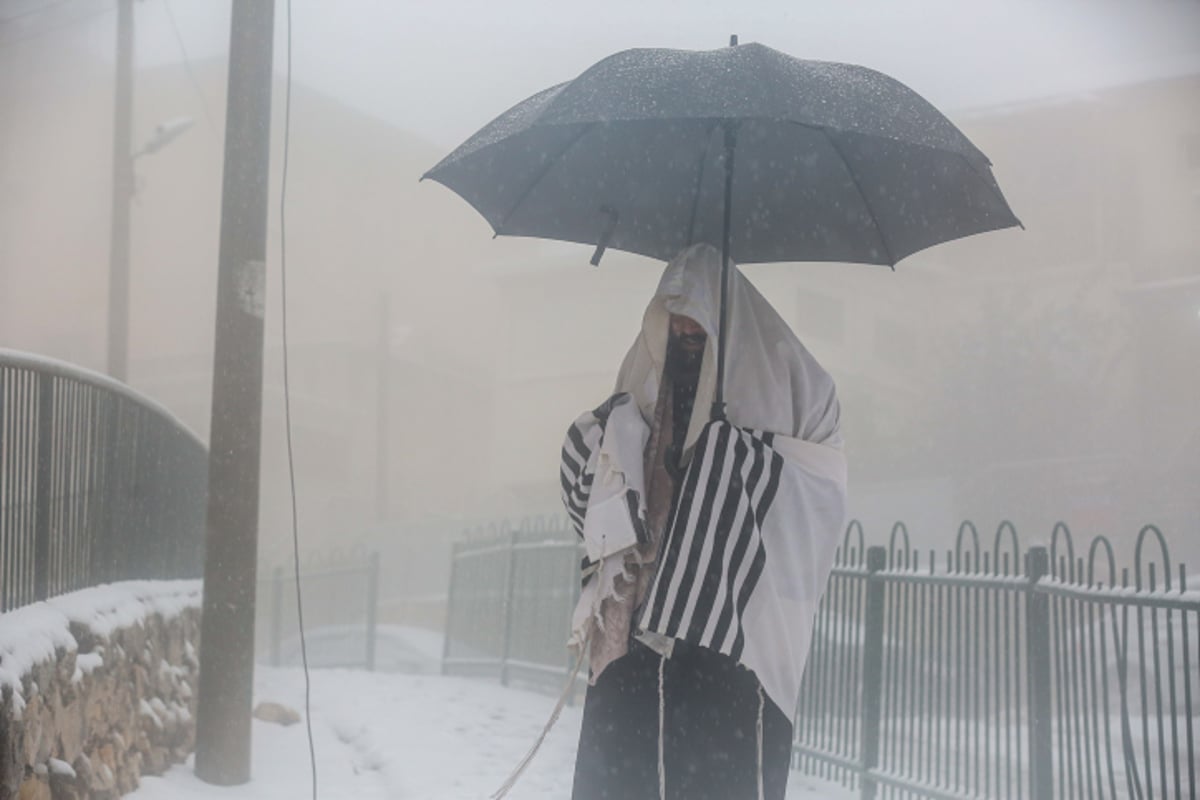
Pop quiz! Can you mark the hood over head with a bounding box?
[615,243,842,453]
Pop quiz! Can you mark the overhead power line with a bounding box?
[161,0,218,135]
[0,2,116,49]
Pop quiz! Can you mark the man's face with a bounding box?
[669,315,706,354]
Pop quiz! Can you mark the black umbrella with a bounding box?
[424,38,1021,417]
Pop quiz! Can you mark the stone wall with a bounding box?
[0,607,200,800]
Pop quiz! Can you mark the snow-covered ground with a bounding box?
[131,666,854,800]
[0,582,850,798]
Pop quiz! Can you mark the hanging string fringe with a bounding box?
[489,630,590,800]
[756,684,765,800]
[658,652,667,800]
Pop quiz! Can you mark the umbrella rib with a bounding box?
[495,123,597,236]
[955,152,1025,230]
[819,127,897,268]
[685,121,722,247]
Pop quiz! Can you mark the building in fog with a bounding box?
[0,50,543,609]
[478,69,1200,560]
[945,71,1200,555]
[5,34,1196,626]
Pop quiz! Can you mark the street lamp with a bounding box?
[106,113,193,383]
[134,116,194,158]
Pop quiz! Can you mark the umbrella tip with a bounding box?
[729,34,738,47]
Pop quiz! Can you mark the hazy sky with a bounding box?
[7,0,1200,148]
[3,0,1198,554]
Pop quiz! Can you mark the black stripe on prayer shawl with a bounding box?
[624,489,650,545]
[729,443,782,659]
[564,423,592,472]
[561,394,641,540]
[560,460,590,511]
[562,469,592,522]
[641,420,785,664]
[700,424,763,652]
[683,432,750,643]
[730,540,768,660]
[565,504,585,539]
[561,420,598,537]
[643,421,712,634]
[580,556,597,587]
[590,395,623,422]
[662,422,733,638]
[561,469,591,536]
[752,436,784,530]
[560,436,584,483]
[707,431,767,650]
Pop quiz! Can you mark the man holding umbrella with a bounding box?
[425,37,1019,800]
[562,242,847,799]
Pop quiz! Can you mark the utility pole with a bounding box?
[105,0,134,382]
[376,293,390,522]
[194,0,275,785]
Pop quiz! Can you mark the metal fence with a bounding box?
[444,517,1198,800]
[443,519,581,691]
[257,549,381,670]
[0,349,208,611]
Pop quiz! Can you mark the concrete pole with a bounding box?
[194,0,276,785]
[376,293,390,522]
[105,0,134,382]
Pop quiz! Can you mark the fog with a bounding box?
[3,0,1198,629]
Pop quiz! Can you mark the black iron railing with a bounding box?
[797,521,1197,800]
[0,349,207,611]
[445,517,1198,799]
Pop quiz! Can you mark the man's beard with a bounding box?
[665,335,706,381]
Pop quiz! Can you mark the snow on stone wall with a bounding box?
[0,581,202,800]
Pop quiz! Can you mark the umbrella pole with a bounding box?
[712,123,736,421]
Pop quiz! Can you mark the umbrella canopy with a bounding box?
[425,39,1021,418]
[423,41,1021,268]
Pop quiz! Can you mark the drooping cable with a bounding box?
[277,1,318,798]
[161,0,217,135]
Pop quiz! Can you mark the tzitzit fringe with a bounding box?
[658,652,667,800]
[756,684,765,800]
[488,629,590,800]
[491,530,621,799]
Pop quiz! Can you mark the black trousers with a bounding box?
[571,639,793,800]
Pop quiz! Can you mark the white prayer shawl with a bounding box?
[618,242,848,716]
[614,243,844,457]
[637,419,847,717]
[561,393,650,648]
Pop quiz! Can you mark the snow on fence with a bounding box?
[444,517,1199,800]
[0,350,208,612]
